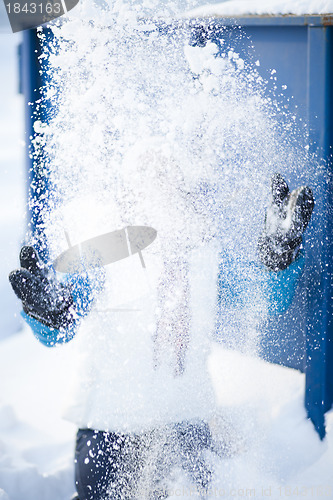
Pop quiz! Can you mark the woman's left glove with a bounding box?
[258,173,314,271]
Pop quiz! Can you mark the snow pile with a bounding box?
[0,329,76,500]
[0,329,332,499]
[185,0,333,18]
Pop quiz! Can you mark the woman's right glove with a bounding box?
[9,246,93,346]
[9,246,76,330]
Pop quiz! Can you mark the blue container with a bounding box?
[20,30,51,260]
[204,15,333,440]
[20,14,333,438]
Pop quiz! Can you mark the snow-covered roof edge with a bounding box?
[183,0,333,19]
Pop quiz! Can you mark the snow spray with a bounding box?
[25,0,318,494]
[30,0,308,361]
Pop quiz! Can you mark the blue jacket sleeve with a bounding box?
[217,251,306,317]
[263,251,305,315]
[21,273,95,347]
[21,311,77,347]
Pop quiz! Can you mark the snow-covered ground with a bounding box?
[0,328,333,499]
[1,9,333,500]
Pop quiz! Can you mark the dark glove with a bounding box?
[9,246,76,330]
[258,173,314,271]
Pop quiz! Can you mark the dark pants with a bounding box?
[74,421,212,500]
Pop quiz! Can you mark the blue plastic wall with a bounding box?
[211,16,333,439]
[20,30,50,261]
[21,15,333,438]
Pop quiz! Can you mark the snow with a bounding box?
[0,328,333,499]
[0,329,76,499]
[0,8,333,500]
[184,0,333,18]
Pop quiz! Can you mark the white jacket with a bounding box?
[63,237,220,434]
